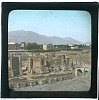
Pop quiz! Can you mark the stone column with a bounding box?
[67,58,70,66]
[9,56,12,69]
[75,68,77,76]
[82,68,84,74]
[28,58,33,73]
[19,57,22,75]
[8,59,10,67]
[62,55,66,66]
[9,56,14,77]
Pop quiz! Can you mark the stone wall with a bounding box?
[9,57,20,77]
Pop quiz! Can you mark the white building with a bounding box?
[43,44,54,51]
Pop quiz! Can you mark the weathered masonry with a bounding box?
[8,53,72,77]
[8,51,90,79]
[8,56,21,77]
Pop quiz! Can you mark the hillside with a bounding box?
[8,30,82,45]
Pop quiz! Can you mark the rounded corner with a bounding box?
[84,10,91,18]
[8,10,17,18]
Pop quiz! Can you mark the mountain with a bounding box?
[8,30,82,45]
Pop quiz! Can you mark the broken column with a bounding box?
[62,55,65,59]
[67,57,70,66]
[28,58,33,73]
[9,56,12,70]
[19,57,22,75]
[75,69,77,76]
[62,55,66,66]
[61,55,66,71]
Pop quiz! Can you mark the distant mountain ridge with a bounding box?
[8,30,83,45]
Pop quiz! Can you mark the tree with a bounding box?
[26,43,43,50]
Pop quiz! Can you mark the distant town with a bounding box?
[8,42,91,91]
[8,42,91,51]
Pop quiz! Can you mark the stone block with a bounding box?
[30,81,37,87]
[54,78,58,82]
[59,77,63,81]
[38,79,47,85]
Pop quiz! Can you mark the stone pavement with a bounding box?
[14,73,91,91]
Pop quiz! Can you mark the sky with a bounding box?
[8,10,91,43]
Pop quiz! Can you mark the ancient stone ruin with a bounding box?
[8,51,90,89]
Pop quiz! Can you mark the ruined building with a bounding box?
[8,51,90,90]
[8,56,21,77]
[8,52,72,78]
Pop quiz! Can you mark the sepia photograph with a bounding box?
[8,10,91,91]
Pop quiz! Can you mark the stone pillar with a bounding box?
[28,58,33,73]
[8,59,10,67]
[62,55,65,59]
[62,59,66,66]
[75,68,77,76]
[17,83,20,88]
[62,55,66,66]
[31,69,34,75]
[9,56,14,77]
[67,58,70,66]
[82,68,84,74]
[19,57,22,75]
[9,56,13,70]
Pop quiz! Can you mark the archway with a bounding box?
[77,69,82,76]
